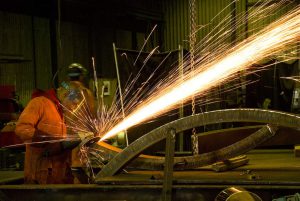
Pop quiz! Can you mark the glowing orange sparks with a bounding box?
[101,8,300,141]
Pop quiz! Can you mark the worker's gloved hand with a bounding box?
[42,139,81,157]
[31,130,62,148]
[78,131,94,141]
[77,131,99,147]
[60,139,82,151]
[60,131,94,150]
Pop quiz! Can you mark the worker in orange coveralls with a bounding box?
[15,89,81,184]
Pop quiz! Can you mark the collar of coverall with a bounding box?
[31,88,63,118]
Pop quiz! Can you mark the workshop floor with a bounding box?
[97,149,300,185]
[1,149,300,201]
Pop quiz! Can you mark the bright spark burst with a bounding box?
[281,76,300,83]
[100,4,300,141]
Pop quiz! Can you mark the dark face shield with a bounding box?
[57,83,85,113]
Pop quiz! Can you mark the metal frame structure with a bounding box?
[93,108,300,181]
[112,43,185,148]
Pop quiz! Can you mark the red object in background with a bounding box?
[0,85,17,113]
[0,123,22,147]
[0,131,22,147]
[0,85,15,99]
[0,85,22,147]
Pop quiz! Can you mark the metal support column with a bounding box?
[49,0,58,87]
[178,45,184,152]
[162,128,176,201]
[113,43,129,147]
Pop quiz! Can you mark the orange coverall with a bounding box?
[15,89,73,184]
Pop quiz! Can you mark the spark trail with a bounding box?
[101,5,300,141]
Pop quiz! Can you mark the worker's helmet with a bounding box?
[67,63,88,77]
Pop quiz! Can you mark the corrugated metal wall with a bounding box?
[162,0,239,51]
[247,0,297,37]
[161,0,297,110]
[162,0,296,51]
[0,12,35,106]
[0,0,297,107]
[161,0,248,110]
[56,21,89,83]
[162,0,189,51]
[0,11,90,106]
[34,18,52,92]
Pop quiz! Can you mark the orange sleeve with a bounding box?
[15,98,42,142]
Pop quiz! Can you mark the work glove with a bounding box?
[77,131,99,147]
[44,132,96,155]
[60,132,94,150]
[78,131,94,141]
[31,130,62,148]
[60,138,82,150]
[42,138,81,157]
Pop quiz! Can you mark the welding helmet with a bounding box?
[67,63,88,78]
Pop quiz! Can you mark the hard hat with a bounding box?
[67,63,88,77]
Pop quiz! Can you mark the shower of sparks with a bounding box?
[100,3,300,141]
[134,24,158,66]
[5,1,299,164]
[77,146,107,181]
[281,76,300,83]
[61,92,100,137]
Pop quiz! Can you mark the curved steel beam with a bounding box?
[94,108,300,179]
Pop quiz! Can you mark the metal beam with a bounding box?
[162,128,176,201]
[92,108,300,180]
